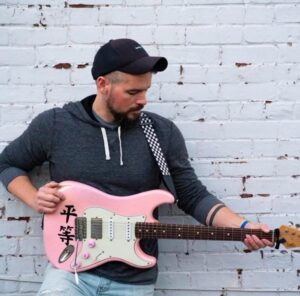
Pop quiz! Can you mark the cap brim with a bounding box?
[118,56,168,74]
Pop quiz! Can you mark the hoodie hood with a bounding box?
[63,95,124,165]
[63,95,101,127]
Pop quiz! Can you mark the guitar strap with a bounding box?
[139,112,177,200]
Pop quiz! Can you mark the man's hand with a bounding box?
[35,181,65,214]
[243,222,274,250]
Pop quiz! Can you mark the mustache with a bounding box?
[129,105,144,112]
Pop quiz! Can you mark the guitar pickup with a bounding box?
[91,218,103,239]
[75,217,87,241]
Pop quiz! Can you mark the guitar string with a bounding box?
[73,221,278,240]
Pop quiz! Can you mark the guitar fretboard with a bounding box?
[135,222,274,242]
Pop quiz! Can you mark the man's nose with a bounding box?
[136,92,147,106]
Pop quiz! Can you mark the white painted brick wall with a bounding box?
[0,1,299,295]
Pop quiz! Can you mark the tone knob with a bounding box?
[82,252,90,259]
[88,239,96,248]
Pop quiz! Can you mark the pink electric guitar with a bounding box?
[43,181,300,272]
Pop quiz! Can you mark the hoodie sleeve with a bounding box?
[166,122,223,225]
[0,109,54,189]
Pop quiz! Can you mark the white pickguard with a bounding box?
[74,207,151,269]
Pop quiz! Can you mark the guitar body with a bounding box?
[43,181,174,272]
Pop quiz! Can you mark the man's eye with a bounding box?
[127,91,139,95]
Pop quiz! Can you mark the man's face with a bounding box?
[106,72,152,122]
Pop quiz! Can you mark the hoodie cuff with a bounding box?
[0,167,28,189]
[192,195,224,225]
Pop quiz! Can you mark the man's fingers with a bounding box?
[39,186,65,201]
[35,181,65,213]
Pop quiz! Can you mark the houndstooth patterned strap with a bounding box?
[140,112,170,176]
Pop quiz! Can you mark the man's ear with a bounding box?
[96,76,111,96]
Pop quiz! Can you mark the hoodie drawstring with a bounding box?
[101,126,123,166]
[101,127,110,160]
[118,126,123,166]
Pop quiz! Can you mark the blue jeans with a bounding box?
[38,264,155,296]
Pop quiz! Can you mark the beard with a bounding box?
[107,101,144,123]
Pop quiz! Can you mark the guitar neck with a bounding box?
[135,222,274,242]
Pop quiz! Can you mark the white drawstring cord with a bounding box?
[101,127,110,160]
[118,126,124,166]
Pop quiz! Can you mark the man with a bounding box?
[0,39,273,295]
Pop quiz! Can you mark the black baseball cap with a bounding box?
[91,38,168,80]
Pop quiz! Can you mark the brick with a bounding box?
[68,0,122,3]
[9,27,68,46]
[219,82,278,101]
[0,220,26,236]
[279,44,300,63]
[0,238,18,255]
[69,7,99,25]
[217,159,276,177]
[154,26,185,45]
[126,26,155,45]
[228,102,265,120]
[0,28,9,45]
[222,45,278,64]
[0,6,41,25]
[39,7,69,26]
[160,83,219,101]
[69,26,101,44]
[275,5,300,23]
[175,102,228,121]
[126,0,161,4]
[187,139,253,158]
[20,281,43,293]
[242,270,299,289]
[26,218,43,236]
[99,7,156,25]
[224,197,272,214]
[36,46,96,66]
[0,48,35,66]
[187,25,243,44]
[146,103,177,120]
[157,6,217,25]
[159,46,219,64]
[245,5,274,23]
[102,26,127,41]
[0,86,44,103]
[19,237,44,255]
[217,5,245,24]
[272,197,300,213]
[7,256,35,276]
[0,277,19,293]
[0,68,10,84]
[245,177,300,195]
[244,25,300,43]
[46,85,95,102]
[10,66,70,85]
[0,105,32,125]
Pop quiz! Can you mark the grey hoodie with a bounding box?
[0,95,221,284]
